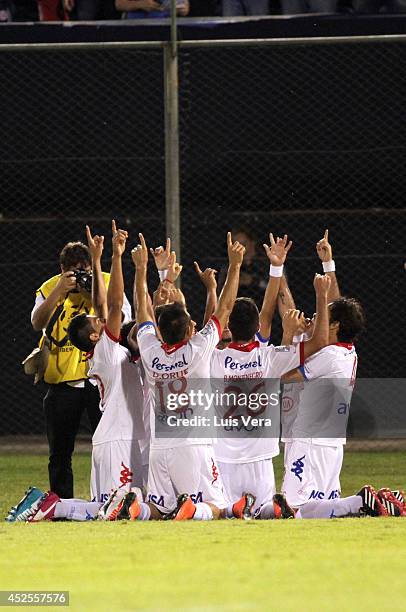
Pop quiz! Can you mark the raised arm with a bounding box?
[86,225,107,321]
[213,232,245,331]
[194,262,218,327]
[316,229,340,302]
[277,273,297,321]
[106,220,128,339]
[260,233,292,340]
[302,274,331,360]
[133,233,152,327]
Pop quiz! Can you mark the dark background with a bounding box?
[1,16,405,434]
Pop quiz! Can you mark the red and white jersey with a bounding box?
[281,333,308,443]
[89,328,146,445]
[210,339,304,463]
[137,316,221,450]
[291,342,358,446]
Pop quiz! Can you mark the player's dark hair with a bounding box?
[158,303,190,345]
[228,297,259,342]
[120,319,139,356]
[232,225,256,243]
[59,242,91,271]
[68,313,95,353]
[329,297,366,343]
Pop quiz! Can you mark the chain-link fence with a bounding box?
[1,37,406,436]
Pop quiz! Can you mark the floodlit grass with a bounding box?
[1,450,406,611]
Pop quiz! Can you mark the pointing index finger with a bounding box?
[112,219,117,234]
[324,229,329,241]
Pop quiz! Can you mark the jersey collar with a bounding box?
[228,340,259,352]
[332,342,354,350]
[161,340,188,354]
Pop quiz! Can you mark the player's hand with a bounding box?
[316,229,333,262]
[168,287,186,306]
[111,220,128,257]
[86,225,104,262]
[153,283,171,308]
[194,262,217,291]
[131,233,149,268]
[56,271,77,295]
[227,231,245,266]
[166,251,183,283]
[150,238,171,271]
[282,309,303,335]
[263,233,292,266]
[138,0,162,11]
[313,273,331,296]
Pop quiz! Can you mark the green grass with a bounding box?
[1,451,406,611]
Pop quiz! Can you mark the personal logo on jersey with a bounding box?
[275,346,291,352]
[119,462,133,487]
[291,455,305,481]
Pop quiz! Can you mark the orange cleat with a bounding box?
[272,493,296,519]
[173,494,197,521]
[377,488,405,517]
[232,493,256,520]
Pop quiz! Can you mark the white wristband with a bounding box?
[269,264,284,278]
[322,260,336,273]
[158,270,168,281]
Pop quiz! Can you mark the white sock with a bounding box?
[256,501,275,520]
[296,495,363,519]
[55,499,102,521]
[192,502,213,521]
[136,502,151,521]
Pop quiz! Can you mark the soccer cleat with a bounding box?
[5,487,45,522]
[98,488,127,521]
[377,488,404,517]
[391,490,405,505]
[116,492,141,521]
[173,494,196,521]
[272,493,296,519]
[26,492,60,522]
[232,493,256,520]
[357,485,389,517]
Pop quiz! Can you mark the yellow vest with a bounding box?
[37,272,110,384]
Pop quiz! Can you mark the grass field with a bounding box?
[1,449,406,611]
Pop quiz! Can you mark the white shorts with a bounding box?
[218,459,276,512]
[282,440,343,507]
[91,440,143,504]
[147,445,227,514]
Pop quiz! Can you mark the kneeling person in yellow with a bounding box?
[31,239,131,498]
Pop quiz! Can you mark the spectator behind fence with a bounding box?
[281,0,338,13]
[222,0,269,15]
[218,225,268,307]
[116,0,189,18]
[62,0,120,20]
[31,238,131,498]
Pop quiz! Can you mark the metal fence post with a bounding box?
[164,0,181,273]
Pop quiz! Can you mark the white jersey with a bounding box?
[291,342,358,446]
[137,316,221,450]
[210,339,304,463]
[281,333,308,443]
[89,328,145,445]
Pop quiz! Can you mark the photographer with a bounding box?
[31,240,131,499]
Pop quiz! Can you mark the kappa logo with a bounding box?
[119,462,133,487]
[85,510,94,521]
[291,455,306,482]
[211,458,219,485]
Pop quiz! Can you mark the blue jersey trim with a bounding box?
[298,365,308,380]
[138,320,155,331]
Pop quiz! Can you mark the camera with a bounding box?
[74,269,92,293]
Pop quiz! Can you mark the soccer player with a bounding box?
[20,222,146,522]
[210,234,333,515]
[278,297,366,515]
[280,229,341,467]
[124,231,249,521]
